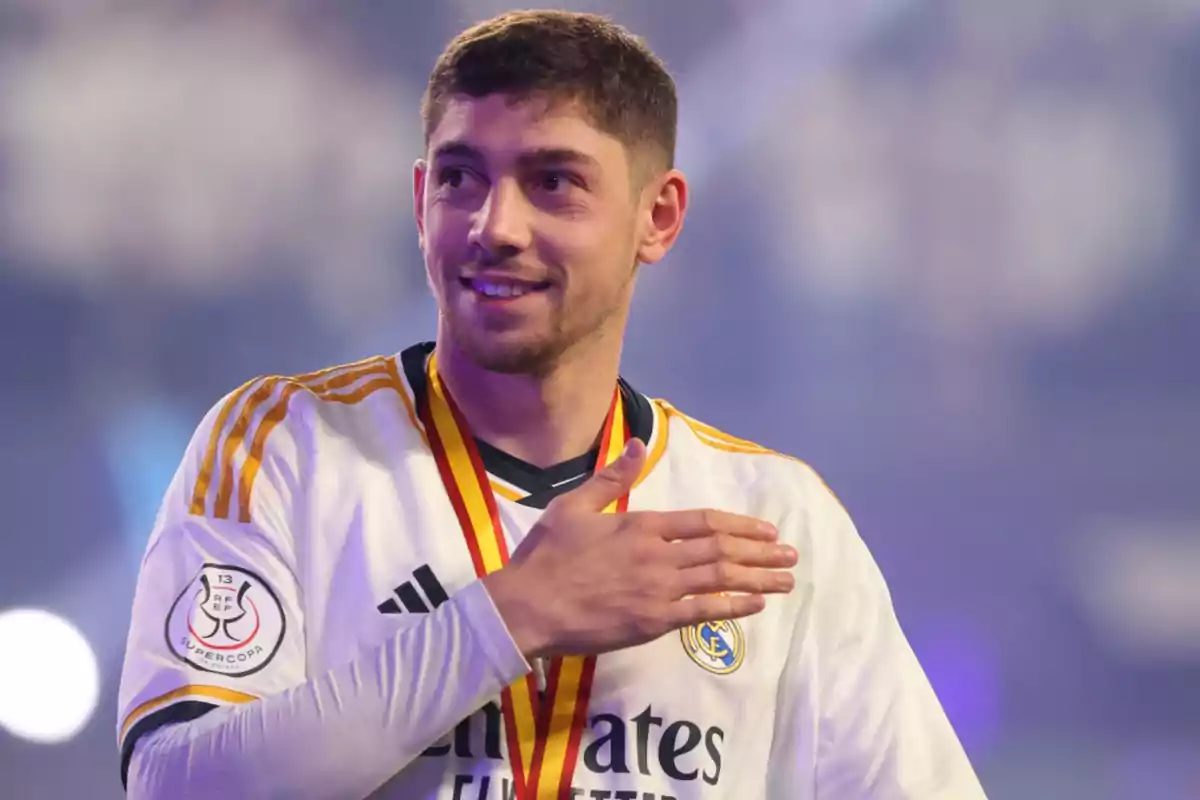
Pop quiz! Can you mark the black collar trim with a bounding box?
[399,342,652,509]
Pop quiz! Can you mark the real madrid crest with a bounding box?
[681,619,746,675]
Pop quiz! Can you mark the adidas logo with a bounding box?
[377,564,449,614]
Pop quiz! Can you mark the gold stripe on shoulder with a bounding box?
[659,400,851,511]
[388,355,428,445]
[690,427,772,454]
[674,407,772,451]
[190,377,262,516]
[235,380,305,523]
[314,376,399,405]
[660,401,781,458]
[119,684,257,744]
[212,376,286,519]
[233,357,401,522]
[293,353,384,383]
[197,357,399,522]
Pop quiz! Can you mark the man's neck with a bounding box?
[434,334,623,469]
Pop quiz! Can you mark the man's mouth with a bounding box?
[459,277,552,299]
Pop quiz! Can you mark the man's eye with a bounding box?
[437,167,468,188]
[533,171,578,193]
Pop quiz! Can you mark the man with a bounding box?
[117,10,986,799]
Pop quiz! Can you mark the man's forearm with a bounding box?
[126,580,529,799]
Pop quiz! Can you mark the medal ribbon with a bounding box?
[420,351,630,799]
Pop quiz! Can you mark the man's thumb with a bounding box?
[562,437,646,511]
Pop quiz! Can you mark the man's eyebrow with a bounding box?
[432,142,600,168]
[515,147,601,171]
[430,141,483,163]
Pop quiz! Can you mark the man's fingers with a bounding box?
[670,534,798,570]
[652,508,777,542]
[676,563,795,598]
[668,593,769,628]
[549,438,646,514]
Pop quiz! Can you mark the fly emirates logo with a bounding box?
[422,702,726,799]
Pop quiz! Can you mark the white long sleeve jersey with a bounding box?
[116,342,987,800]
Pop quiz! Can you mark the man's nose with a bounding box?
[468,178,532,263]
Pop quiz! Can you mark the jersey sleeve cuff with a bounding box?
[456,578,531,685]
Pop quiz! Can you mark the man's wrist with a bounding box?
[481,567,553,661]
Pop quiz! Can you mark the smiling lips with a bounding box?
[460,276,552,300]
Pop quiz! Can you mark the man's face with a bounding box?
[415,93,648,375]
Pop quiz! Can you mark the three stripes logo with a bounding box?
[376,565,449,615]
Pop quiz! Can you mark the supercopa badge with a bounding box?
[165,564,286,677]
[681,619,745,675]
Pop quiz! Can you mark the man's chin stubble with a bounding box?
[456,330,569,378]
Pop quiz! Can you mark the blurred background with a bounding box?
[0,0,1197,797]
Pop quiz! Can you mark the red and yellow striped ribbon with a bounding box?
[421,351,629,800]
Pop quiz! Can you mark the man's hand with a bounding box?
[483,438,798,660]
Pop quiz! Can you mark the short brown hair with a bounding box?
[422,10,677,171]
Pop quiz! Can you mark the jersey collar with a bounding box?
[398,341,654,509]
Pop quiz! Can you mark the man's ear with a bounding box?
[413,159,428,251]
[636,168,688,265]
